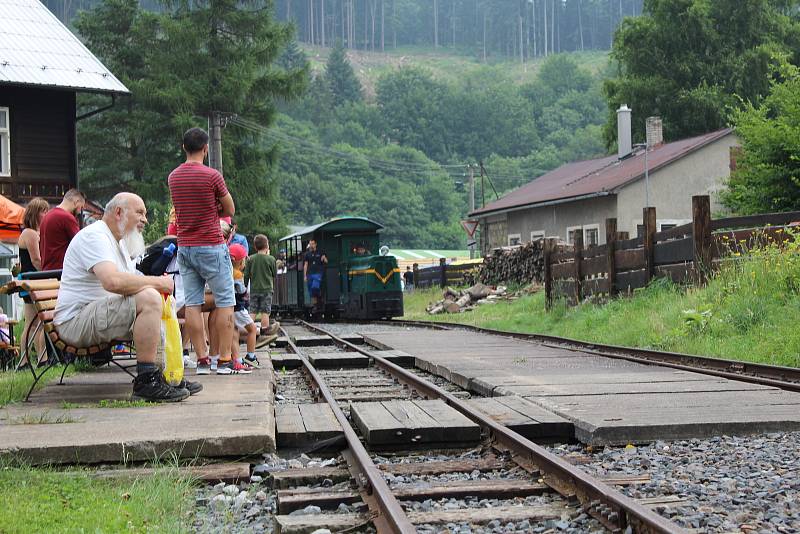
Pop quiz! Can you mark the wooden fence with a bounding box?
[544,195,800,309]
[414,258,480,289]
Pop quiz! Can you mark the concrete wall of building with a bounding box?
[506,195,618,245]
[616,133,738,235]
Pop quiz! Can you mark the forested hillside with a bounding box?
[61,0,800,250]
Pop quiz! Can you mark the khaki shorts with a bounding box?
[56,294,136,347]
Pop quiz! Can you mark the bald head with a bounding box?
[103,193,147,241]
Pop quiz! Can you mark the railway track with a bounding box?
[372,319,800,393]
[273,320,687,534]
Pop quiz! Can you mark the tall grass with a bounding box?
[404,231,800,367]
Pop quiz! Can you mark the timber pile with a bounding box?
[479,240,562,285]
[427,283,508,314]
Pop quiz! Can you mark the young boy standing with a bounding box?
[245,235,279,346]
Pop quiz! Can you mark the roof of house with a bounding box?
[470,128,734,217]
[0,0,129,94]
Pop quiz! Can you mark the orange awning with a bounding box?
[0,195,24,242]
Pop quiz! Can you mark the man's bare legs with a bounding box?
[213,306,234,361]
[133,288,163,363]
[183,305,208,361]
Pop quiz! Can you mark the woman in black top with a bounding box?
[17,198,49,368]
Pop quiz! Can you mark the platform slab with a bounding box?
[364,328,800,445]
[0,363,276,465]
[307,352,369,369]
[467,396,573,441]
[293,335,334,347]
[276,403,343,448]
[350,399,479,448]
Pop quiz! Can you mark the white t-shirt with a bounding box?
[54,221,136,325]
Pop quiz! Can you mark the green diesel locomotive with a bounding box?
[273,217,403,320]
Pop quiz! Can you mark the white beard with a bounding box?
[122,229,146,260]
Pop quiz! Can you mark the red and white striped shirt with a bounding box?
[168,162,229,247]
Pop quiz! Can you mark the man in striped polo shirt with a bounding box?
[168,127,238,375]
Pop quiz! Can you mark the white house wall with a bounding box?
[506,195,618,245]
[616,133,738,236]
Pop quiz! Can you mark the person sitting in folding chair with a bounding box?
[53,192,201,403]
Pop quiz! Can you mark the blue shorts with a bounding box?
[307,272,323,298]
[177,244,235,308]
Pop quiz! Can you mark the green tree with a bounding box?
[724,66,800,214]
[325,40,363,106]
[75,0,177,201]
[604,0,800,145]
[77,0,307,239]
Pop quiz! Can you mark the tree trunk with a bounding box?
[543,0,548,56]
[381,0,385,51]
[370,0,376,51]
[482,8,487,61]
[392,0,397,48]
[321,0,325,47]
[433,0,439,48]
[309,0,314,44]
[451,0,456,47]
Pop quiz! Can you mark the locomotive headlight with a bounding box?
[379,246,390,256]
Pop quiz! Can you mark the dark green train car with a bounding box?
[273,217,403,320]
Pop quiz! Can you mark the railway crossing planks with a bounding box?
[306,351,369,368]
[292,335,334,346]
[467,396,573,441]
[275,403,343,448]
[350,399,480,448]
[271,352,303,369]
[365,328,800,445]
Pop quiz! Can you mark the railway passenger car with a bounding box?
[273,217,403,320]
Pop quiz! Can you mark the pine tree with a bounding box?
[325,40,362,107]
[277,39,310,72]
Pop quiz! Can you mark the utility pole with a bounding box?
[207,111,236,174]
[468,164,476,259]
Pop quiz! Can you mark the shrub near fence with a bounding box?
[544,195,800,309]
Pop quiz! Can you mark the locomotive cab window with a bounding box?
[0,108,9,177]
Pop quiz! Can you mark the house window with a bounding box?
[508,234,522,246]
[566,226,582,245]
[660,223,676,231]
[636,224,645,238]
[0,108,9,177]
[530,230,545,242]
[584,226,599,247]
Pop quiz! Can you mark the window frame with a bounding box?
[530,230,546,242]
[0,107,9,177]
[507,233,522,246]
[565,225,582,245]
[583,223,601,247]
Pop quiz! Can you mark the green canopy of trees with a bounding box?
[604,0,800,144]
[76,0,307,241]
[724,65,800,214]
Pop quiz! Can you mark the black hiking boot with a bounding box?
[176,379,203,395]
[132,369,190,403]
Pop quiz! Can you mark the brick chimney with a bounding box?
[646,116,663,148]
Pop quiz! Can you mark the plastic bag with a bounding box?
[162,294,184,386]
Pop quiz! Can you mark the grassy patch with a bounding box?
[97,399,157,409]
[0,366,76,408]
[0,462,194,533]
[404,241,800,368]
[5,411,83,425]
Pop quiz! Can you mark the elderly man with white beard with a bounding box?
[53,192,201,402]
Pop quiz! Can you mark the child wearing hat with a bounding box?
[222,243,258,374]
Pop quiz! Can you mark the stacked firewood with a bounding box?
[427,283,508,314]
[479,240,563,285]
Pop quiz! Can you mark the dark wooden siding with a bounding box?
[0,85,76,202]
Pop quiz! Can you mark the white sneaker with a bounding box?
[182,355,197,369]
[210,356,219,372]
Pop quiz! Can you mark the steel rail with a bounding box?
[372,319,800,393]
[280,327,416,534]
[299,321,687,534]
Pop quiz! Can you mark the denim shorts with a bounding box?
[177,244,235,308]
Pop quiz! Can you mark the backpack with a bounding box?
[137,237,178,276]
